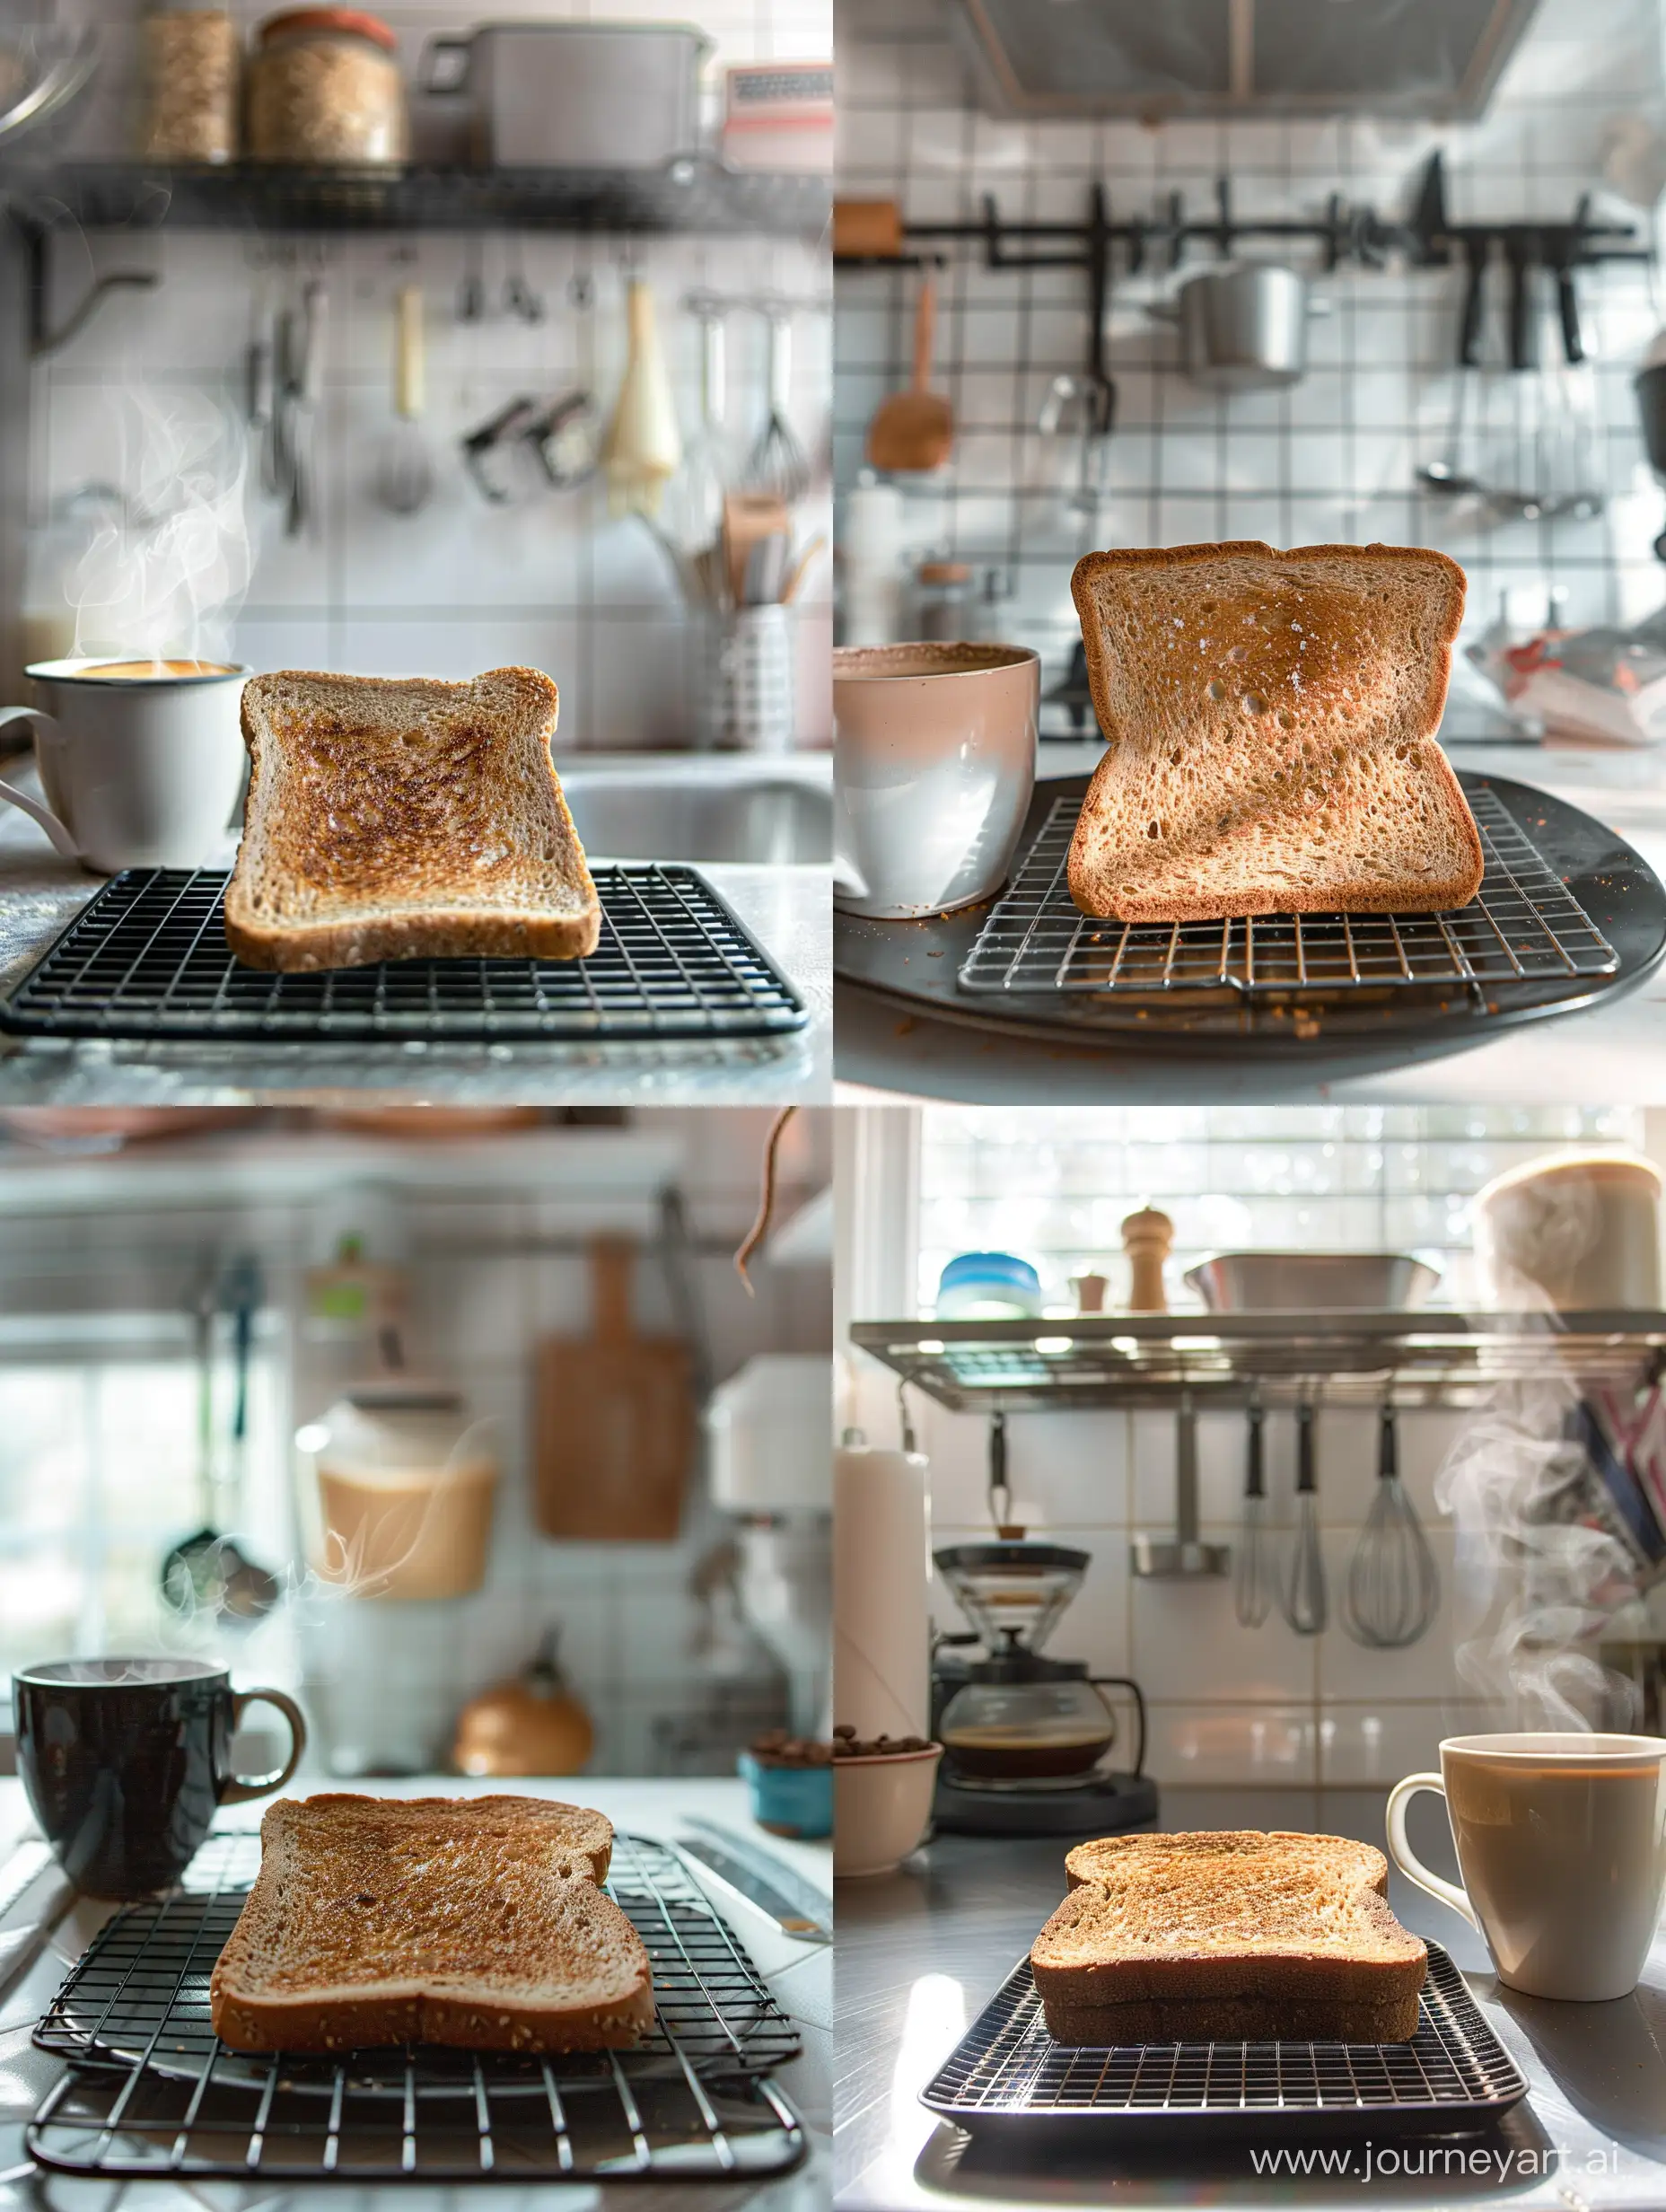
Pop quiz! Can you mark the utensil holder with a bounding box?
[704,603,795,753]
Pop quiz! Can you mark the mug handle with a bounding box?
[0,707,80,860]
[420,32,472,92]
[222,1686,308,1804]
[1385,1770,1479,1929]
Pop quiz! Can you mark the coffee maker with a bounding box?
[931,1537,1157,1837]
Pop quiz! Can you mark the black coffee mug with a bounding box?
[13,1656,306,1899]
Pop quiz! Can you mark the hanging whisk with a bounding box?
[746,305,811,505]
[1344,1401,1441,1648]
[1281,1394,1328,1636]
[1233,1391,1275,1628]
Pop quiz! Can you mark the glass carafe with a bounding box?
[938,1672,1117,1783]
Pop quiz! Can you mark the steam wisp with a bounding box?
[68,385,252,665]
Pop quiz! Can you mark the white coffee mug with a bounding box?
[1387,1732,1666,2002]
[0,659,250,874]
[834,642,1039,918]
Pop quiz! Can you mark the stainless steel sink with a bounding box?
[561,769,830,865]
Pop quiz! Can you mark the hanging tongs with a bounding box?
[461,395,542,502]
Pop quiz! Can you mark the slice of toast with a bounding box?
[210,1795,653,2055]
[224,668,601,970]
[1032,1830,1426,2045]
[1066,542,1482,923]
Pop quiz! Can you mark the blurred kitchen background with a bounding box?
[832,0,1666,750]
[0,0,832,749]
[0,1105,832,1778]
[837,1103,1666,1828]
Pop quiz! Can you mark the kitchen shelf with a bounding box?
[0,1128,682,1216]
[4,157,829,238]
[851,1311,1666,1411]
[4,158,828,349]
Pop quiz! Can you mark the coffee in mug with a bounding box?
[834,641,1039,918]
[0,658,250,873]
[78,660,240,681]
[13,1656,306,1899]
[1387,1731,1666,2002]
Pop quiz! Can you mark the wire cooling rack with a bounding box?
[0,866,807,1043]
[29,1830,805,2182]
[958,786,1618,999]
[922,1944,1526,2142]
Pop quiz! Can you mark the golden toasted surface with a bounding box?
[1066,542,1481,922]
[229,1797,618,1995]
[224,669,601,968]
[267,712,549,907]
[1052,1832,1420,1960]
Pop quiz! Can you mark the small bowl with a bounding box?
[834,1744,943,1878]
[738,1751,832,1839]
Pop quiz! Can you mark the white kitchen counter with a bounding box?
[0,1774,829,2212]
[836,741,1666,1104]
[835,1785,1666,2211]
[0,759,831,1107]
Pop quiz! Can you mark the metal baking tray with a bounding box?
[835,771,1666,1063]
[0,865,807,1044]
[921,1943,1527,2141]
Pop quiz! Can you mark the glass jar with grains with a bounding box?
[140,5,240,163]
[247,7,408,165]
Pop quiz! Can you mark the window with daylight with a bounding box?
[0,1319,297,1707]
[916,1106,1648,1316]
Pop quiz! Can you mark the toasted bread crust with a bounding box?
[1065,542,1482,923]
[210,1979,656,2056]
[224,669,601,970]
[1034,1831,1427,2044]
[1039,1992,1422,2044]
[210,1795,653,2056]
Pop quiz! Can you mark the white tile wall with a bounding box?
[918,1390,1533,1789]
[834,0,1666,690]
[27,0,832,744]
[0,1108,834,1777]
[868,1102,1663,1787]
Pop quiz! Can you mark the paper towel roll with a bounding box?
[835,1443,930,1739]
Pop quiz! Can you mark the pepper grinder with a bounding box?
[1121,1208,1173,1312]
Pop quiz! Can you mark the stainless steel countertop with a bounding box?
[836,741,1666,1105]
[0,757,831,1106]
[834,1786,1666,2210]
[0,1775,829,2212]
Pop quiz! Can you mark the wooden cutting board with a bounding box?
[533,1238,691,1541]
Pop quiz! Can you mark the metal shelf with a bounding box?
[6,157,829,237]
[4,158,829,348]
[851,1311,1666,1412]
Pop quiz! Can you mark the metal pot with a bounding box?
[1184,1252,1441,1312]
[1153,264,1324,391]
[421,22,711,171]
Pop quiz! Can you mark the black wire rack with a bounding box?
[0,866,808,1044]
[922,1944,1526,2143]
[958,786,1618,1001]
[29,1831,805,2183]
